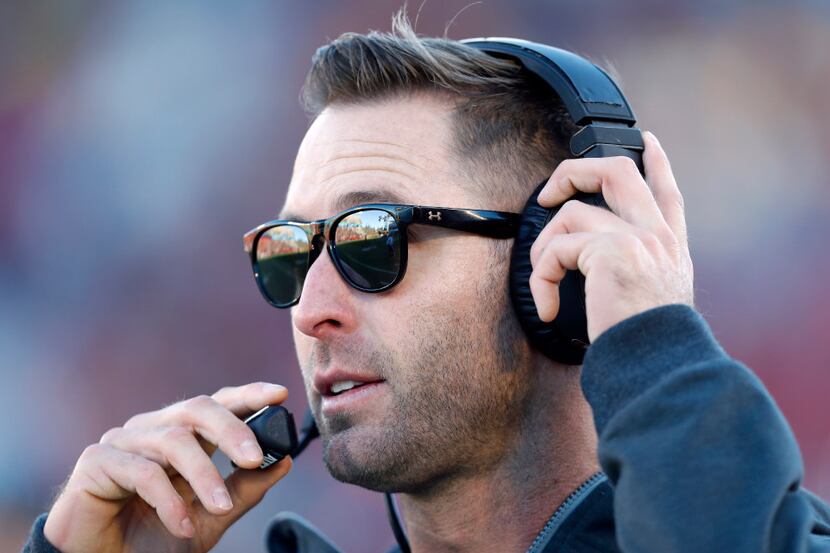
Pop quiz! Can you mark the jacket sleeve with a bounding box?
[21,513,61,553]
[580,304,830,553]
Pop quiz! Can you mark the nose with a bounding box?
[292,246,359,340]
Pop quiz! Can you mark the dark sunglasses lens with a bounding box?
[335,209,401,290]
[255,225,309,306]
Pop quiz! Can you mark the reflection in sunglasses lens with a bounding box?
[256,225,309,305]
[335,210,400,290]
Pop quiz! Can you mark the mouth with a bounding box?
[329,379,378,395]
[317,376,388,416]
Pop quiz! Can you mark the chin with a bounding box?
[321,424,418,493]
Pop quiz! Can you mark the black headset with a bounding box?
[466,37,645,367]
[284,37,644,553]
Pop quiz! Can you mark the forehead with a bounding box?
[280,95,471,221]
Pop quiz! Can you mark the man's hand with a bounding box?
[43,382,292,553]
[530,131,694,343]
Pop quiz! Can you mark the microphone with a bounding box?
[234,406,318,469]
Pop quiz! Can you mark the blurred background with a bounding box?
[1,0,829,551]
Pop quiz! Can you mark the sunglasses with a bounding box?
[243,203,521,308]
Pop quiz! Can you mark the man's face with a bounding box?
[281,94,533,493]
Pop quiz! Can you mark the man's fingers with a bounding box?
[529,200,638,269]
[100,426,237,515]
[642,131,689,249]
[225,457,292,516]
[537,156,668,236]
[78,444,195,539]
[212,381,288,417]
[124,394,264,469]
[193,457,293,547]
[529,232,593,322]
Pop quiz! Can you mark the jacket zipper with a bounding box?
[525,471,608,553]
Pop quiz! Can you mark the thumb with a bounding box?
[191,456,293,548]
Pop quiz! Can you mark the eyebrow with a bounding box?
[278,188,412,222]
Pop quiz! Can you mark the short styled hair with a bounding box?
[300,10,578,211]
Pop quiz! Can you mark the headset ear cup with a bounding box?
[509,181,607,364]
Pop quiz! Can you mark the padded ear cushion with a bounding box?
[509,181,609,365]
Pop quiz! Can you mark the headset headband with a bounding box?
[460,37,644,163]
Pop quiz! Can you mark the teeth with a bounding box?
[331,380,363,394]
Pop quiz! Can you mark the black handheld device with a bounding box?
[240,406,298,469]
[237,405,319,469]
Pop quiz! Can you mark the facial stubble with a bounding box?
[312,270,531,495]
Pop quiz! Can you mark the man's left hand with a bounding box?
[529,131,695,343]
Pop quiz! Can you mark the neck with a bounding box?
[396,365,600,553]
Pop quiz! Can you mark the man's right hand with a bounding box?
[43,382,292,553]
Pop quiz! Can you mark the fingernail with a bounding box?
[264,383,286,394]
[180,516,195,536]
[213,487,233,510]
[240,439,261,463]
[646,131,660,145]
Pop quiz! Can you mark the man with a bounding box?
[24,13,830,553]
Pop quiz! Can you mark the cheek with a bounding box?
[389,285,523,426]
[353,240,490,353]
[399,236,498,309]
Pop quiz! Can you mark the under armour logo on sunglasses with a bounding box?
[427,210,442,221]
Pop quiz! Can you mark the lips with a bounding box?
[313,369,387,416]
[313,369,385,398]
